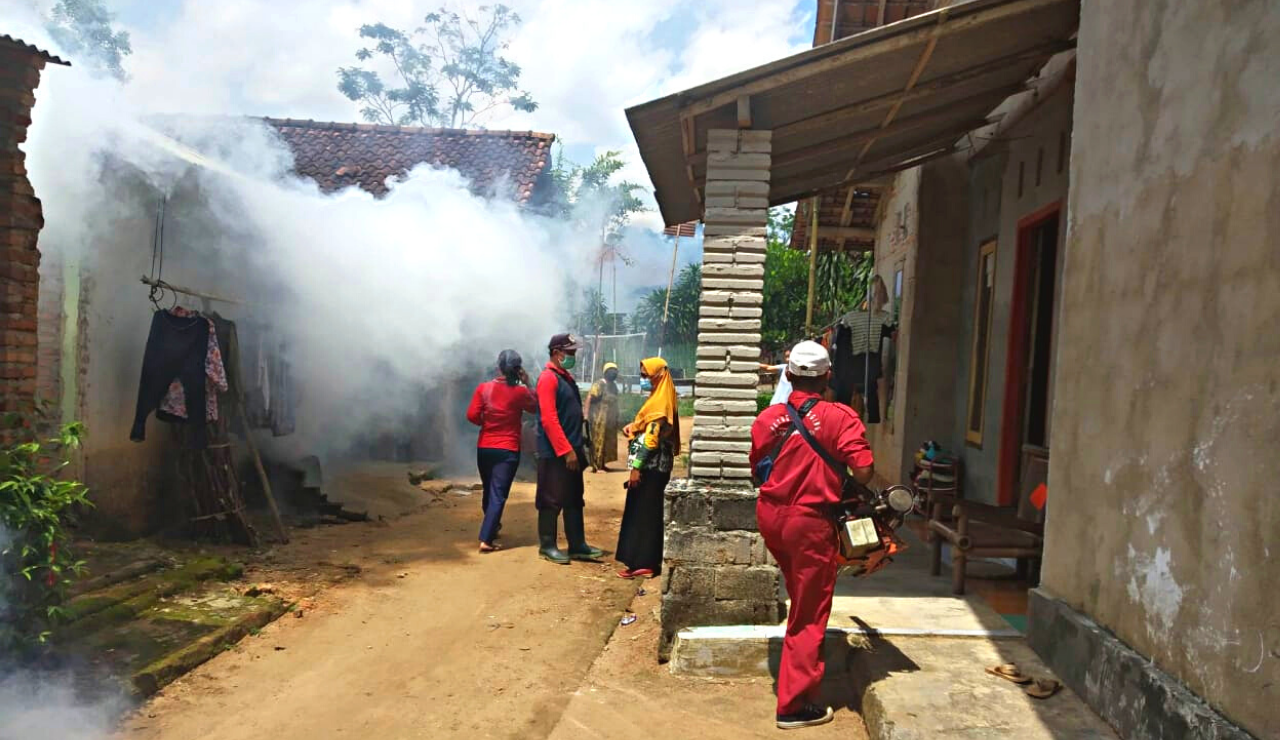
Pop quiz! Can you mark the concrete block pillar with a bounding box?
[660,129,783,659]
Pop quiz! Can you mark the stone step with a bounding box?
[130,593,291,697]
[60,557,245,634]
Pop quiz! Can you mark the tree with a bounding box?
[761,207,873,352]
[571,287,608,336]
[631,263,700,349]
[45,0,132,81]
[548,149,648,335]
[337,5,537,129]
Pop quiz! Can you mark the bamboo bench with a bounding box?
[926,492,1044,595]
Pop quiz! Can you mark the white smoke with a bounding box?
[0,676,123,740]
[9,4,613,471]
[0,5,621,736]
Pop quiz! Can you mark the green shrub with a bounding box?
[0,415,91,649]
[757,392,772,413]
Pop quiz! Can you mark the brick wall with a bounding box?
[0,47,47,435]
[36,259,63,407]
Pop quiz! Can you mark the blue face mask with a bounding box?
[640,377,651,392]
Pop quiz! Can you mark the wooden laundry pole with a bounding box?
[141,275,289,544]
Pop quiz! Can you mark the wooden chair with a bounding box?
[922,458,1044,595]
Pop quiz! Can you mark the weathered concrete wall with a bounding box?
[866,168,919,484]
[1038,1,1280,737]
[950,151,1004,499]
[955,87,1073,505]
[896,156,968,482]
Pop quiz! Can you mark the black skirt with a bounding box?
[535,450,586,511]
[615,470,671,572]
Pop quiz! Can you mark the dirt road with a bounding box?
[117,424,867,739]
[118,466,639,740]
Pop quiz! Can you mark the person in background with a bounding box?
[534,333,604,565]
[758,349,792,406]
[466,349,536,553]
[615,357,681,579]
[749,341,874,730]
[584,362,621,473]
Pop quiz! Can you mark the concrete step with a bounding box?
[670,625,1116,739]
[855,635,1119,740]
[670,622,1021,677]
[60,557,245,635]
[54,556,290,700]
[130,591,290,696]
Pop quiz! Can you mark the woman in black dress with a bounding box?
[616,357,681,579]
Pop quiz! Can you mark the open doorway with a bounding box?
[997,203,1060,506]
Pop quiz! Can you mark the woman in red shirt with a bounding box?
[466,350,537,552]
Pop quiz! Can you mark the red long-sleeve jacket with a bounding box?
[466,379,536,452]
[749,390,874,508]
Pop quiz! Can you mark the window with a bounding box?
[966,241,998,446]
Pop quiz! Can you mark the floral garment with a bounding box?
[159,313,228,421]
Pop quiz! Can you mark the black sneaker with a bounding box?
[776,705,834,730]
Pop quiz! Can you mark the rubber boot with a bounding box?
[538,510,570,565]
[563,507,604,561]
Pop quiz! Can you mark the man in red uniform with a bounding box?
[534,333,604,564]
[749,340,874,730]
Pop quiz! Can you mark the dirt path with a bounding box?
[548,585,868,740]
[117,466,638,740]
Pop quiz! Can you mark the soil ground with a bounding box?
[115,426,868,739]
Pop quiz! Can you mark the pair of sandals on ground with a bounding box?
[987,663,1063,699]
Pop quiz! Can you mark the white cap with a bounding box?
[787,340,830,377]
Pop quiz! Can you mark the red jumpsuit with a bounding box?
[749,390,874,715]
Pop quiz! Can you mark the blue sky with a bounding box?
[31,0,816,308]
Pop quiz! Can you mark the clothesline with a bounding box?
[140,275,245,306]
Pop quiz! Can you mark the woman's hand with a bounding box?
[518,367,530,386]
[628,468,641,488]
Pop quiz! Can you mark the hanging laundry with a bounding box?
[132,308,212,448]
[159,314,228,422]
[829,309,897,425]
[270,347,296,437]
[208,312,243,399]
[238,321,295,437]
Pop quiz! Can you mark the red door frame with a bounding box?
[996,200,1062,506]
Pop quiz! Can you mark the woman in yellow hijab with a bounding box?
[616,357,681,579]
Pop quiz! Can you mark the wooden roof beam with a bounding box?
[835,5,949,251]
[772,38,1073,148]
[679,0,1067,119]
[771,86,1019,171]
[770,129,971,201]
[818,225,877,241]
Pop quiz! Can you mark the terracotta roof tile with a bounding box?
[262,118,556,204]
[0,34,71,66]
[790,186,880,252]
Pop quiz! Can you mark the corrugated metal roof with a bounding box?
[0,34,71,66]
